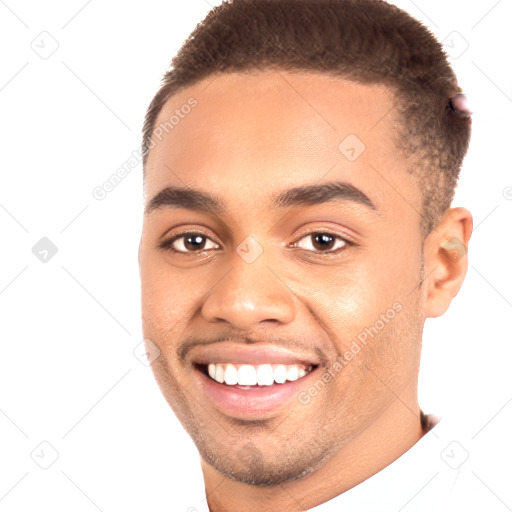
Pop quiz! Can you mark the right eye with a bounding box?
[159,231,221,254]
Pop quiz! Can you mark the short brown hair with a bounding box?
[142,0,471,236]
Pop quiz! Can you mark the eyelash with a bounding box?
[158,230,355,256]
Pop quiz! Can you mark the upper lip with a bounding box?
[189,342,321,367]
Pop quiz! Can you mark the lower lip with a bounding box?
[193,366,319,419]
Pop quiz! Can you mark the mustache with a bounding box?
[178,331,328,365]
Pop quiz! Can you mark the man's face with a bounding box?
[139,71,426,485]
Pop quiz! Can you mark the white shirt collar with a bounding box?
[310,411,467,511]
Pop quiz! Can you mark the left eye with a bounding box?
[292,232,348,253]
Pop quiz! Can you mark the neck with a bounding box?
[201,386,425,512]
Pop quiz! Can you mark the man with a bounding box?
[138,0,473,510]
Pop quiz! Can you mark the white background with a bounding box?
[0,0,511,510]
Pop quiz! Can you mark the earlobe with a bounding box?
[422,207,473,318]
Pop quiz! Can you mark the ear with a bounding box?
[422,207,473,318]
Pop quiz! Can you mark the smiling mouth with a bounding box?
[196,362,317,387]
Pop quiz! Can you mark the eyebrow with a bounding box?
[145,181,378,215]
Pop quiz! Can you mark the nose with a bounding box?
[200,254,296,330]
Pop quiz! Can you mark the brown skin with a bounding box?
[139,71,472,511]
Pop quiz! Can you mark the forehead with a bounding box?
[144,71,409,213]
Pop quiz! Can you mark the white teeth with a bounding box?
[286,365,299,382]
[238,364,257,385]
[214,364,224,384]
[204,362,313,386]
[224,363,238,385]
[273,364,287,384]
[256,364,274,386]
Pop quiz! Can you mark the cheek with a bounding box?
[140,247,186,336]
[139,247,215,338]
[289,248,419,357]
[352,227,422,314]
